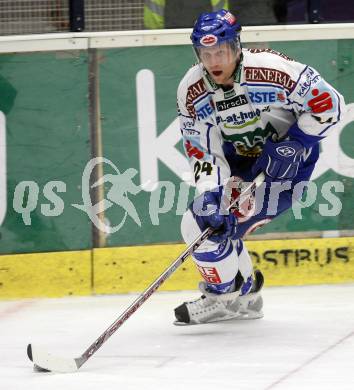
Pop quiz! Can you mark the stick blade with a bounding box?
[27,343,79,373]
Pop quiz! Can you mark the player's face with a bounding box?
[197,42,240,85]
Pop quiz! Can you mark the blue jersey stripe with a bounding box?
[193,240,233,263]
[193,91,213,106]
[206,123,211,155]
[240,82,288,90]
[290,65,309,94]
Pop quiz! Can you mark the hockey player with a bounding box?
[175,9,346,325]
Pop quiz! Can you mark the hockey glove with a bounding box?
[189,188,237,243]
[252,138,304,182]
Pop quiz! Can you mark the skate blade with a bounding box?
[173,310,263,326]
[235,310,264,320]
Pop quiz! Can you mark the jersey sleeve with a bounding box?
[286,62,346,147]
[177,76,231,193]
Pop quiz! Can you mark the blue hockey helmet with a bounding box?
[191,9,241,49]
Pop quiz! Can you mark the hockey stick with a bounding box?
[27,172,265,373]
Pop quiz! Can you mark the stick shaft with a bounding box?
[78,226,213,367]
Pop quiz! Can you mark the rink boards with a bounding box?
[0,236,353,298]
[0,30,353,254]
[0,28,353,299]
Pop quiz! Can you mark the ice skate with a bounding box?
[174,270,264,325]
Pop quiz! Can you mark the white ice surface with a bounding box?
[1,284,354,390]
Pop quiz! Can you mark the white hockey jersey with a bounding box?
[177,48,346,192]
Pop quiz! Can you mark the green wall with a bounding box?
[0,40,353,254]
[0,51,91,253]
